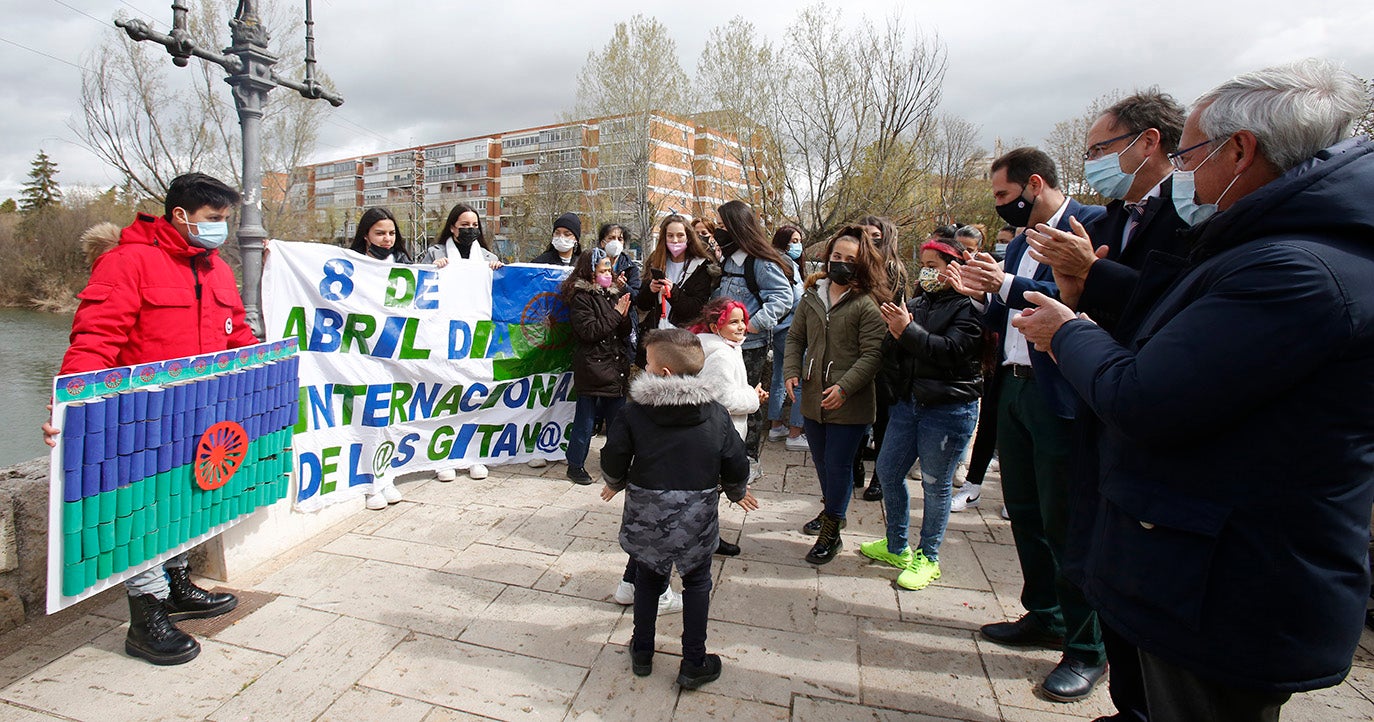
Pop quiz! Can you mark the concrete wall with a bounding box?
[0,456,363,634]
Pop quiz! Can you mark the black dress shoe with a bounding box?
[715,538,741,556]
[1041,656,1107,702]
[980,614,1065,649]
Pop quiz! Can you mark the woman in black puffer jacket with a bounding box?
[562,248,633,484]
[857,239,985,593]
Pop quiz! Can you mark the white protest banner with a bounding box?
[262,242,575,511]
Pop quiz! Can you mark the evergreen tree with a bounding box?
[20,150,62,212]
[0,198,16,213]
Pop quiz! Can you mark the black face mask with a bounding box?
[456,227,481,248]
[367,244,391,260]
[714,228,737,256]
[828,260,856,286]
[995,186,1035,227]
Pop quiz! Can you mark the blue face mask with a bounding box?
[787,242,803,260]
[1084,132,1147,199]
[1170,139,1240,227]
[180,209,230,250]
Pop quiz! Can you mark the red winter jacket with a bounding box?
[59,213,260,375]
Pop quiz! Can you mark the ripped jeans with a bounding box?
[874,397,978,560]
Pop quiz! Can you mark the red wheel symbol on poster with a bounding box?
[194,421,247,491]
[520,291,572,350]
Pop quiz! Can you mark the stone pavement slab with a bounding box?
[1,439,1372,721]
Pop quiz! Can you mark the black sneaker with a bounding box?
[677,653,722,689]
[567,466,593,485]
[631,648,653,677]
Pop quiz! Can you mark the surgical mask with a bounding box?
[367,244,391,260]
[666,241,687,257]
[552,236,577,253]
[596,272,613,288]
[995,187,1035,227]
[456,227,480,247]
[1084,133,1147,199]
[827,261,856,286]
[186,219,229,250]
[787,242,803,260]
[604,240,623,258]
[918,266,948,293]
[1170,139,1238,227]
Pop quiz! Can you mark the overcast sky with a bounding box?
[2,0,1371,201]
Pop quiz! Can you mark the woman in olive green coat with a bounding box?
[783,225,890,565]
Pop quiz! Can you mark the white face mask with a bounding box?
[1170,138,1239,227]
[1084,132,1147,200]
[552,237,577,253]
[604,240,623,258]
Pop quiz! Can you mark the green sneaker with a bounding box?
[859,538,913,570]
[896,550,941,590]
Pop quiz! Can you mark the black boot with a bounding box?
[164,566,238,622]
[802,508,847,536]
[863,469,883,501]
[805,513,844,564]
[126,593,200,665]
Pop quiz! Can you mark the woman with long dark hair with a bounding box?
[349,207,412,264]
[636,214,721,364]
[416,203,502,269]
[712,200,795,470]
[767,225,807,450]
[783,225,890,564]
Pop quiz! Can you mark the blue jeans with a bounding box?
[568,395,624,470]
[875,397,978,560]
[124,552,188,599]
[803,419,869,520]
[768,325,804,428]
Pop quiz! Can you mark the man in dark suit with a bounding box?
[1015,58,1373,722]
[948,147,1107,702]
[1024,90,1191,722]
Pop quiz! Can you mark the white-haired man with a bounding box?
[1014,58,1374,720]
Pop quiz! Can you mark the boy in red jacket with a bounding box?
[43,173,258,665]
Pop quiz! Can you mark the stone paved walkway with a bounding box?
[2,442,1373,721]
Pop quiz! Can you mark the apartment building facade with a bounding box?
[295,111,771,257]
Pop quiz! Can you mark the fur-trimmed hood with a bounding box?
[571,277,622,296]
[628,373,720,426]
[81,222,122,268]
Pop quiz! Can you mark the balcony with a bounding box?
[430,189,489,203]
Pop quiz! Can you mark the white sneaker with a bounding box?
[468,463,489,480]
[950,484,981,513]
[768,426,789,441]
[613,581,635,605]
[1001,505,1010,520]
[527,458,547,469]
[435,468,457,482]
[365,493,388,511]
[381,485,403,504]
[658,587,683,615]
[785,434,809,452]
[906,466,922,481]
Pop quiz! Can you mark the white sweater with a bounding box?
[696,332,759,442]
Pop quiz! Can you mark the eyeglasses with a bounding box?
[1168,137,1220,170]
[1082,130,1141,161]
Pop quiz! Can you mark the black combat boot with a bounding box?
[804,513,844,564]
[163,566,238,622]
[126,593,200,665]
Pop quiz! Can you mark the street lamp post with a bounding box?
[115,0,343,337]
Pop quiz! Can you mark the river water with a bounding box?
[0,309,71,468]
